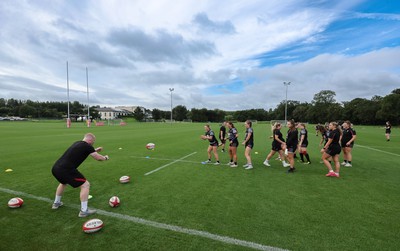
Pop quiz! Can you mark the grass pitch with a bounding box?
[0,121,399,251]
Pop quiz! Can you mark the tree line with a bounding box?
[1,89,399,125]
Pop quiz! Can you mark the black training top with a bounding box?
[53,141,95,170]
[299,128,308,145]
[286,129,298,148]
[245,127,254,145]
[273,129,285,144]
[328,128,341,145]
[220,125,226,139]
[341,128,356,145]
[206,130,218,145]
[228,128,238,143]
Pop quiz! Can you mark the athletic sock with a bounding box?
[300,153,304,162]
[305,153,310,162]
[54,195,62,203]
[348,161,352,164]
[81,201,88,212]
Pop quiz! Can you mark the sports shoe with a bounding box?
[78,209,97,218]
[214,162,220,165]
[325,172,337,177]
[245,165,253,170]
[227,162,234,166]
[344,163,352,167]
[52,202,63,210]
[204,160,212,163]
[341,161,347,166]
[221,149,225,152]
[303,161,311,165]
[243,163,249,168]
[263,160,271,167]
[287,167,295,173]
[230,163,238,168]
[282,162,290,167]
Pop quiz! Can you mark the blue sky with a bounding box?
[0,0,399,111]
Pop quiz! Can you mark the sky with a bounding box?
[0,0,399,111]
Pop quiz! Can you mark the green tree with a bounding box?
[133,106,145,121]
[173,105,188,121]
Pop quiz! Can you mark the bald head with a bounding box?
[83,133,96,145]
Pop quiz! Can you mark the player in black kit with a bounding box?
[219,121,227,152]
[286,120,298,173]
[341,121,356,167]
[227,121,239,167]
[200,124,220,165]
[51,133,109,217]
[242,120,254,170]
[322,122,342,177]
[298,123,311,164]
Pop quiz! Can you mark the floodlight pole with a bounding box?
[66,61,71,128]
[283,82,291,125]
[169,88,174,123]
[86,67,90,127]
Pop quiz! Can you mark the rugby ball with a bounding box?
[82,218,104,233]
[146,143,155,150]
[119,175,130,184]
[8,197,24,208]
[109,196,120,207]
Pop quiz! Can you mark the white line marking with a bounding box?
[0,187,289,251]
[130,155,201,164]
[357,144,400,157]
[144,152,198,176]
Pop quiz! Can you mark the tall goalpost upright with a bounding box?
[66,61,71,128]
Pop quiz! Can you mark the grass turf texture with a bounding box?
[0,121,399,251]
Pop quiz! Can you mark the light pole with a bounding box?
[169,88,174,123]
[283,82,291,125]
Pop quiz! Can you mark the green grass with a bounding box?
[0,121,399,251]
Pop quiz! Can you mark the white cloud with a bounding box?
[0,0,399,112]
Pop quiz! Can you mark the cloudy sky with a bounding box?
[0,0,399,111]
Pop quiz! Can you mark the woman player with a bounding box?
[385,121,391,141]
[200,124,220,165]
[322,122,342,177]
[227,121,239,167]
[341,121,356,167]
[286,119,298,173]
[242,120,254,170]
[263,123,290,167]
[298,123,311,164]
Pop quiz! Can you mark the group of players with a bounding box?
[201,120,357,177]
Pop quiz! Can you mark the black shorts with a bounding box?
[230,141,239,147]
[326,145,341,156]
[245,143,254,149]
[209,142,218,147]
[272,142,282,151]
[52,166,87,188]
[341,142,354,148]
[300,143,308,148]
[287,146,296,153]
[386,130,391,134]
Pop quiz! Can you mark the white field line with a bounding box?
[130,155,201,165]
[144,152,198,176]
[357,144,400,157]
[0,187,289,251]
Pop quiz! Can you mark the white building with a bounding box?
[95,107,131,120]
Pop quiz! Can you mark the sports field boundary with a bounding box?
[144,152,198,176]
[0,187,289,251]
[357,144,400,157]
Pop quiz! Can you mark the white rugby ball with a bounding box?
[82,218,104,233]
[146,143,155,150]
[109,196,120,207]
[8,197,24,208]
[119,175,130,184]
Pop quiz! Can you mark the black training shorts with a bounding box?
[52,167,87,188]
